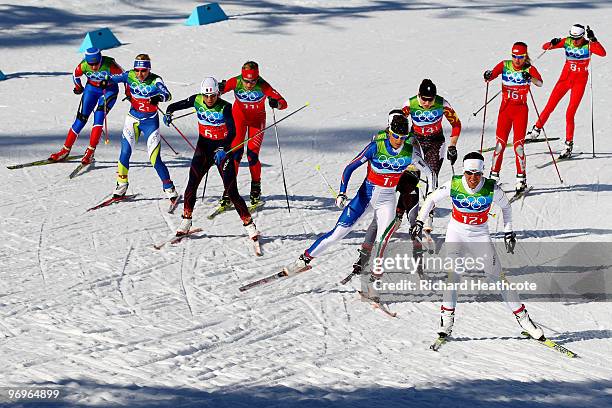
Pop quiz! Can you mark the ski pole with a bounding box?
[201,170,209,203]
[589,40,595,158]
[272,107,291,213]
[227,103,310,155]
[103,89,110,144]
[174,110,196,121]
[314,164,338,198]
[158,107,196,151]
[479,81,489,153]
[472,47,551,117]
[528,89,563,184]
[159,133,179,155]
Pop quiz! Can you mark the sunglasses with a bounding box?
[243,78,257,84]
[420,96,435,102]
[464,170,483,176]
[203,93,217,98]
[512,54,526,59]
[389,130,409,140]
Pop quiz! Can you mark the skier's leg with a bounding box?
[183,137,213,217]
[89,90,118,148]
[116,115,138,185]
[142,116,173,189]
[491,105,512,175]
[220,150,252,224]
[564,77,588,143]
[512,104,528,187]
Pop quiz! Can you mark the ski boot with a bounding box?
[113,181,129,198]
[283,253,312,276]
[558,141,573,160]
[527,125,541,141]
[176,214,193,237]
[218,194,232,210]
[164,185,179,201]
[49,145,71,162]
[244,220,260,240]
[81,146,95,165]
[250,181,261,206]
[515,174,527,194]
[514,305,544,340]
[438,306,455,337]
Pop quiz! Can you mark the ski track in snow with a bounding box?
[1,1,612,406]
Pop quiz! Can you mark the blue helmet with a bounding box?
[85,48,102,64]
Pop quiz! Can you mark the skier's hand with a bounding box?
[73,84,84,95]
[218,80,226,93]
[214,148,227,166]
[586,26,597,42]
[550,38,562,46]
[522,71,532,82]
[268,98,279,109]
[150,95,163,106]
[163,112,173,127]
[504,231,517,254]
[483,70,493,81]
[335,193,348,209]
[447,145,458,165]
[409,220,424,240]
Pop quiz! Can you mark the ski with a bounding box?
[340,249,370,285]
[207,202,234,220]
[521,331,578,358]
[508,186,533,204]
[481,138,560,153]
[87,194,139,212]
[358,291,398,318]
[168,194,182,214]
[69,161,94,179]
[430,334,449,351]
[7,155,81,170]
[239,270,289,292]
[153,228,204,250]
[340,265,362,285]
[536,152,582,169]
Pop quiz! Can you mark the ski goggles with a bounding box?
[389,130,409,140]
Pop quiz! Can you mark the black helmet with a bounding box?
[419,79,437,98]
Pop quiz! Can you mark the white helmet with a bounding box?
[569,24,585,39]
[201,77,219,95]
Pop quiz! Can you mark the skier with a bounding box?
[401,78,462,233]
[527,24,607,159]
[49,48,123,165]
[484,42,543,193]
[217,61,288,209]
[282,110,432,279]
[410,152,544,341]
[105,54,178,201]
[163,77,260,240]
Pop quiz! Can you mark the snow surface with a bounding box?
[1,1,612,407]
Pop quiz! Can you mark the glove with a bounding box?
[218,80,226,93]
[73,84,84,95]
[162,113,173,127]
[268,98,279,109]
[522,71,532,82]
[335,193,348,209]
[447,145,458,165]
[550,37,562,46]
[483,70,493,81]
[586,26,597,42]
[504,231,517,254]
[214,148,227,166]
[409,220,424,240]
[150,95,163,106]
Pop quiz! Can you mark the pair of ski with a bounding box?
[7,155,81,170]
[87,193,181,213]
[207,200,264,220]
[480,137,560,153]
[430,331,578,358]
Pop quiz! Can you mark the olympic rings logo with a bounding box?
[129,81,156,96]
[453,194,489,210]
[235,89,263,101]
[412,109,441,122]
[88,71,107,80]
[197,108,223,123]
[378,155,408,171]
[565,47,588,58]
[503,71,525,83]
